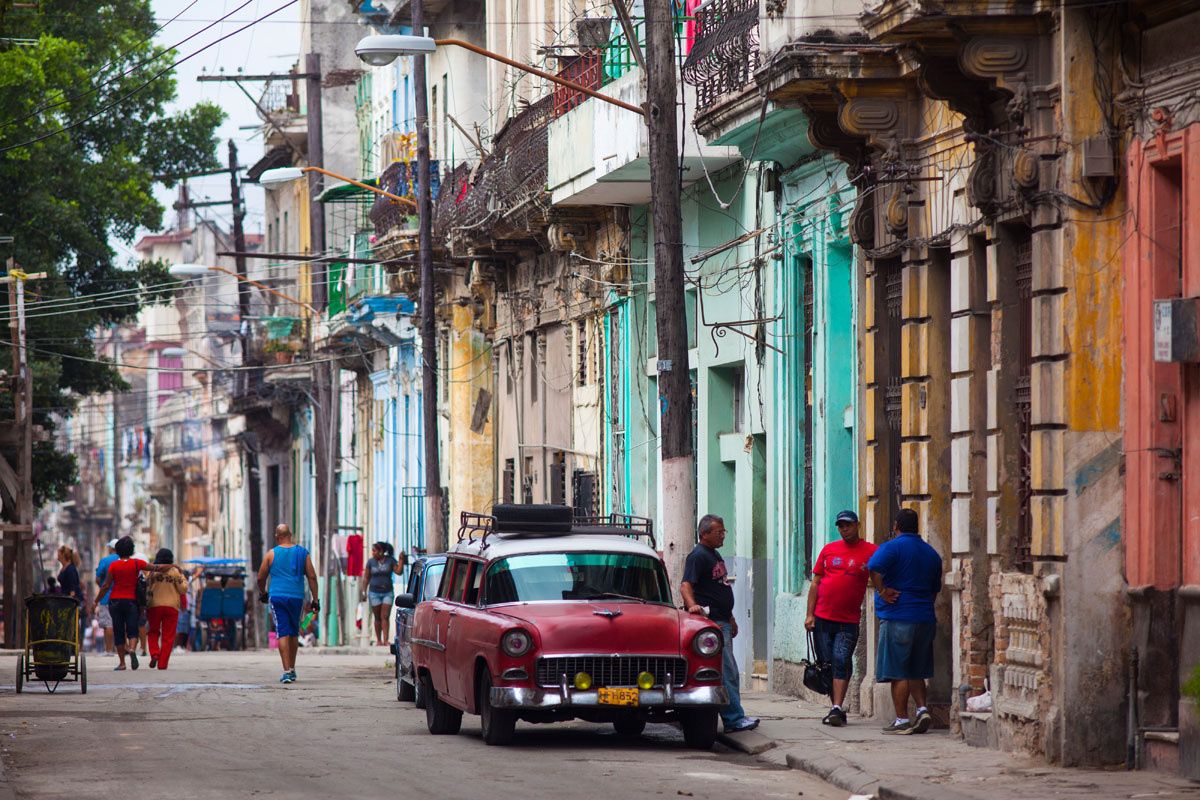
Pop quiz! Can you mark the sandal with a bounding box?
[113,664,126,671]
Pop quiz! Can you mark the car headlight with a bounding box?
[501,629,532,657]
[693,628,722,657]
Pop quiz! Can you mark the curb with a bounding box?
[782,750,880,797]
[771,747,976,800]
[716,729,777,755]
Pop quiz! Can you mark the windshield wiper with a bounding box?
[588,591,648,604]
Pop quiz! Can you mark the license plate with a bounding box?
[597,687,639,706]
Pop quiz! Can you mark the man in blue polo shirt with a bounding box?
[867,508,943,735]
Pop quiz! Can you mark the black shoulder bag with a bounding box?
[801,631,833,697]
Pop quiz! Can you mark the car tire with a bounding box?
[613,717,646,737]
[680,708,718,750]
[423,672,462,735]
[413,668,428,709]
[478,670,516,746]
[397,668,415,702]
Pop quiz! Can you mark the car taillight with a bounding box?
[693,628,722,657]
[501,629,532,657]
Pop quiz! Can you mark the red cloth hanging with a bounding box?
[345,533,365,577]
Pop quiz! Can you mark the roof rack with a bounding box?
[457,511,496,546]
[454,507,656,549]
[571,513,655,545]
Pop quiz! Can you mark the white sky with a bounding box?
[121,0,303,262]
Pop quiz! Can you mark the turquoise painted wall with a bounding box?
[768,157,857,665]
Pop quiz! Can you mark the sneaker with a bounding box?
[913,707,933,733]
[287,670,297,682]
[724,716,760,733]
[149,656,158,669]
[129,652,139,670]
[823,708,847,727]
[279,672,293,684]
[882,718,914,735]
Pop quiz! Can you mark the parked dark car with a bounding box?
[393,554,446,707]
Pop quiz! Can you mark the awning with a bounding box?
[317,179,378,203]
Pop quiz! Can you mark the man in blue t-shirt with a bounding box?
[257,524,320,684]
[867,508,943,735]
[94,539,119,655]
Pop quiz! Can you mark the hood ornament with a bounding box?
[592,608,622,619]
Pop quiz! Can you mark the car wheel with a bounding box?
[680,708,718,750]
[613,717,646,737]
[396,661,415,702]
[478,670,516,746]
[413,668,427,709]
[423,672,462,735]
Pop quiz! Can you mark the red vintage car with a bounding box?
[400,504,727,747]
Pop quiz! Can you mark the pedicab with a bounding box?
[15,593,86,694]
[183,557,248,651]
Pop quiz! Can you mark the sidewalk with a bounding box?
[718,693,1200,800]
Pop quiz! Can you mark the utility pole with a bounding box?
[227,140,251,339]
[2,262,46,648]
[302,51,340,643]
[413,0,445,553]
[645,0,694,594]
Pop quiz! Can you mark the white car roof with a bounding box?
[449,530,659,562]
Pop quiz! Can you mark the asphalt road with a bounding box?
[0,651,847,800]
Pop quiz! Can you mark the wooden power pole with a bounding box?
[413,0,445,554]
[2,262,46,648]
[645,0,695,594]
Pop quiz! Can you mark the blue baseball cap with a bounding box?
[835,510,859,524]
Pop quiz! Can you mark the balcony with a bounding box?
[370,158,439,246]
[547,19,740,207]
[435,96,553,257]
[682,0,760,113]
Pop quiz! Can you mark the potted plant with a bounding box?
[262,339,294,365]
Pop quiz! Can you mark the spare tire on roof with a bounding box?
[492,504,573,534]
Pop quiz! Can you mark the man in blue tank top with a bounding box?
[257,524,320,684]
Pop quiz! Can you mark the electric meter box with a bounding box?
[1154,297,1200,363]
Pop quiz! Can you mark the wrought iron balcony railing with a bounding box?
[435,96,553,253]
[682,0,760,112]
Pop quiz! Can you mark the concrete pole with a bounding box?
[413,0,446,553]
[645,0,695,596]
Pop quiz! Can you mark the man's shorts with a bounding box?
[876,620,936,682]
[368,590,393,607]
[96,604,112,629]
[270,596,305,638]
[813,617,860,681]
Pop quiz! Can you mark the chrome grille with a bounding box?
[536,656,688,688]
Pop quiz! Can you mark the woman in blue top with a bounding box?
[358,542,406,647]
[256,524,320,684]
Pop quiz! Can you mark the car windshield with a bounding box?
[485,552,672,605]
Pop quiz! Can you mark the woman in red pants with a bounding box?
[146,549,187,670]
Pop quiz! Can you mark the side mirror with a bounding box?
[394,593,416,609]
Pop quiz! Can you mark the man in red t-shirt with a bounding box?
[805,510,878,726]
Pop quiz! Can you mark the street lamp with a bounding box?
[257,165,417,208]
[170,262,316,315]
[354,34,646,116]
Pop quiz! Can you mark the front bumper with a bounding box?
[489,684,729,710]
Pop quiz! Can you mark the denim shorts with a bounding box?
[813,617,860,681]
[368,590,393,608]
[876,619,936,681]
[108,599,140,646]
